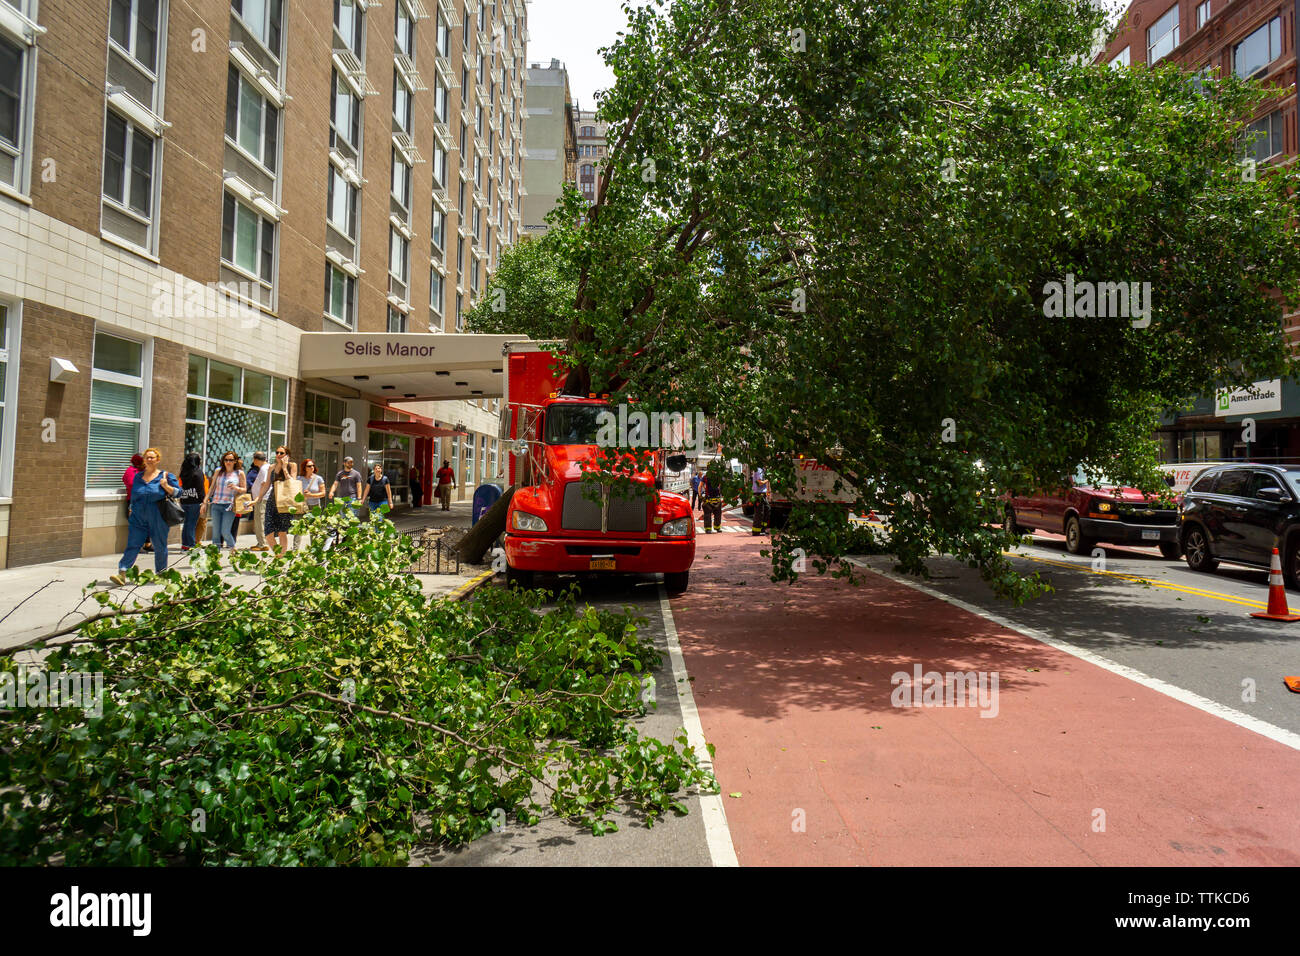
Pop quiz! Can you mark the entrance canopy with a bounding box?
[298,332,531,402]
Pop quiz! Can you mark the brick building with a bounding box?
[0,0,529,567]
[573,105,606,206]
[1100,0,1300,462]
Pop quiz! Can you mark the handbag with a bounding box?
[159,480,185,527]
[275,477,307,514]
[232,493,253,516]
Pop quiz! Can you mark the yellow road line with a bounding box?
[449,569,495,601]
[1007,551,1269,610]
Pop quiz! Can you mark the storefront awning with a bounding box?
[298,332,531,402]
[367,419,467,439]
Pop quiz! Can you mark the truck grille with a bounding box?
[1117,505,1178,526]
[561,482,649,532]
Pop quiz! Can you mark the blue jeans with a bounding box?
[120,499,169,573]
[211,502,238,548]
[181,502,202,547]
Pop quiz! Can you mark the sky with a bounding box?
[525,0,633,111]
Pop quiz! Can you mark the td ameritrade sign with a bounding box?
[1215,380,1282,417]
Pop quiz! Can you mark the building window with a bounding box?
[330,70,361,149]
[474,155,482,188]
[109,0,161,73]
[304,390,347,482]
[186,354,288,475]
[435,81,449,123]
[396,0,414,58]
[325,263,356,327]
[0,33,32,192]
[433,144,447,188]
[471,256,480,294]
[389,228,409,284]
[437,15,451,57]
[393,69,413,134]
[432,209,446,249]
[334,0,364,57]
[232,0,283,57]
[457,236,464,273]
[0,302,16,496]
[472,206,481,241]
[221,192,276,284]
[1234,17,1282,79]
[388,305,408,332]
[226,65,279,172]
[1110,46,1129,69]
[1244,110,1284,163]
[457,179,465,213]
[88,332,147,491]
[327,164,357,238]
[455,293,463,331]
[392,147,412,212]
[102,110,156,220]
[1196,1,1211,29]
[430,269,444,314]
[463,432,474,486]
[1146,5,1179,64]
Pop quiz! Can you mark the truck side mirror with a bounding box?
[666,454,687,473]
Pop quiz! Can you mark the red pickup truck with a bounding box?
[1003,467,1181,559]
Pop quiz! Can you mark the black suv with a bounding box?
[1179,464,1300,587]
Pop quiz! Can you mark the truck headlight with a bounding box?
[512,511,548,532]
[1096,501,1113,512]
[661,517,692,536]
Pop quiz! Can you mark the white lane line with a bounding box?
[658,585,739,867]
[846,557,1300,754]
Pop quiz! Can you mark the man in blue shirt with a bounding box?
[690,471,702,510]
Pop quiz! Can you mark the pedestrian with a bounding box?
[110,447,177,585]
[296,458,326,550]
[364,463,393,521]
[435,459,456,511]
[701,469,725,533]
[245,451,270,552]
[329,456,364,521]
[263,445,299,553]
[201,451,246,550]
[690,470,702,511]
[123,452,154,553]
[409,463,423,511]
[177,453,206,550]
[750,465,771,536]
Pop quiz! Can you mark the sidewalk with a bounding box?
[0,499,487,655]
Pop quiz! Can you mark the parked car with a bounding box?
[1003,466,1181,559]
[1179,463,1300,587]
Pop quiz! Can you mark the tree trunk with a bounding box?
[457,485,516,564]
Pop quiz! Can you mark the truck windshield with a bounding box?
[544,404,608,445]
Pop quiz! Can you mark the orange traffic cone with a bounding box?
[1285,676,1300,693]
[1251,548,1300,622]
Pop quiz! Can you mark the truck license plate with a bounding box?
[589,557,616,570]
[1142,530,1159,541]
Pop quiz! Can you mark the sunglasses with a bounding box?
[223,457,236,462]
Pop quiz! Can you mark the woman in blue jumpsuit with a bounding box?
[111,446,176,584]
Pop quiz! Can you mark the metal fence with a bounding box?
[402,533,462,574]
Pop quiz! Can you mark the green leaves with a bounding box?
[0,505,710,865]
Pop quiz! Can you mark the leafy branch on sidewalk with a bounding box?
[0,504,712,865]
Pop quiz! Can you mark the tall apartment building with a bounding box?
[1100,0,1300,463]
[572,105,606,204]
[521,57,575,234]
[0,0,528,567]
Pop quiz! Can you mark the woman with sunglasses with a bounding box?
[295,459,326,550]
[200,451,246,549]
[263,446,299,553]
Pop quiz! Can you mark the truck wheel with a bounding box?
[505,565,535,590]
[1063,515,1095,555]
[1182,525,1218,574]
[1158,540,1181,561]
[1004,505,1025,537]
[664,571,689,595]
[1285,538,1300,590]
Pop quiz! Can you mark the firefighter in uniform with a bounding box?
[750,466,771,536]
[700,467,725,533]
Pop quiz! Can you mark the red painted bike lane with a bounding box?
[671,520,1300,866]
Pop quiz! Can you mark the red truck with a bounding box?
[1003,466,1181,559]
[499,343,697,593]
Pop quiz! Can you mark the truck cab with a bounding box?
[500,348,696,593]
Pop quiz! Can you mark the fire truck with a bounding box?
[498,343,697,593]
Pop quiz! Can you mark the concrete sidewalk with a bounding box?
[0,499,487,655]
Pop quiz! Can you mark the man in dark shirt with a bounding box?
[330,457,364,520]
